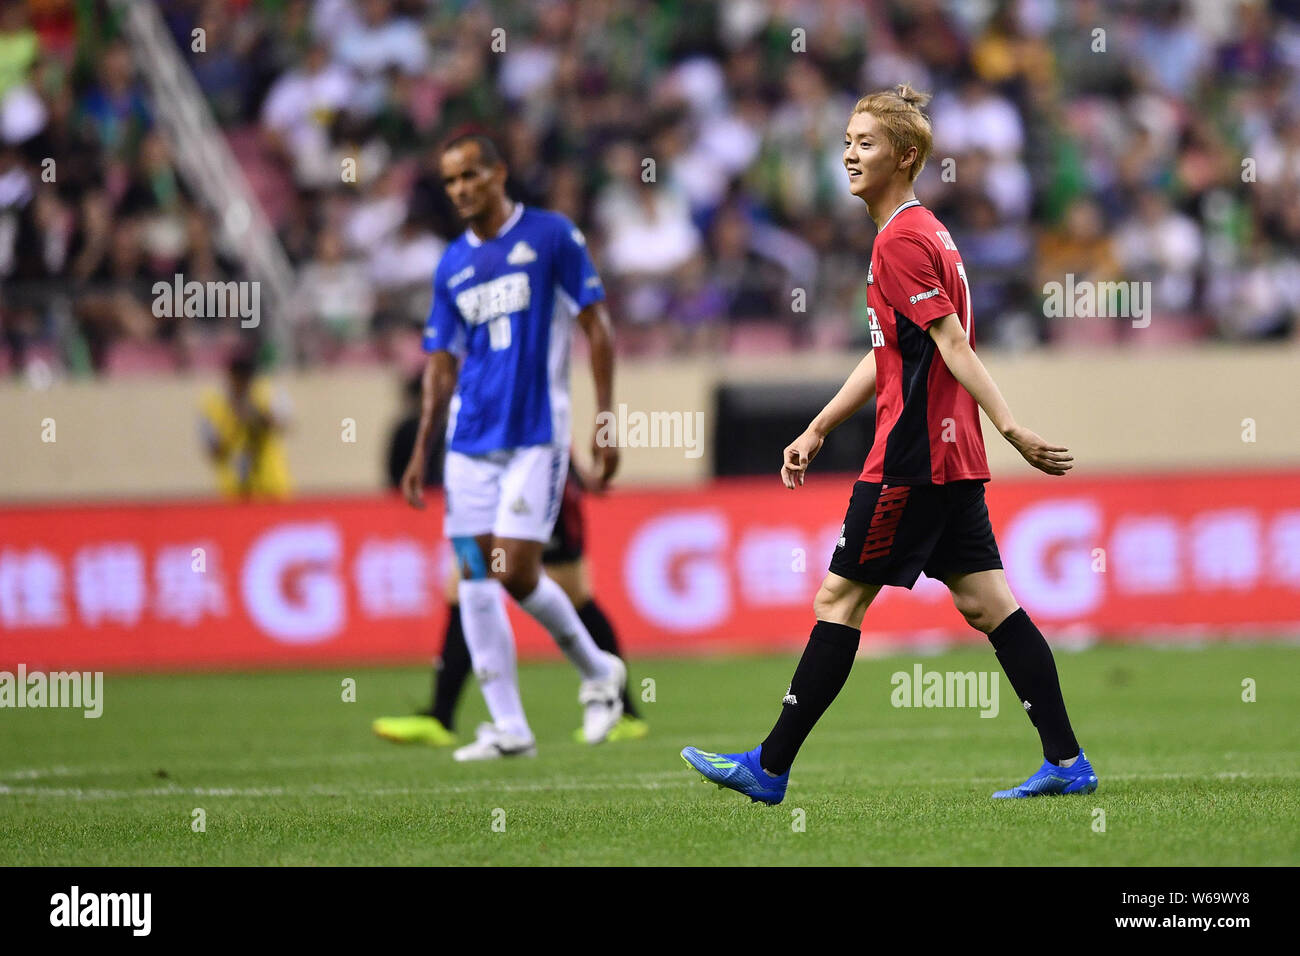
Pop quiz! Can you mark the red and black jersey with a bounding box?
[860,201,990,485]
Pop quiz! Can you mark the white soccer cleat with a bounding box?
[452,722,537,762]
[579,652,627,744]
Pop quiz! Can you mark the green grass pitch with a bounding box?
[1,643,1297,866]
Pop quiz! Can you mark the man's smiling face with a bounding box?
[843,110,905,202]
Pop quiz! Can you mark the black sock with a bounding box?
[577,598,638,718]
[429,604,471,731]
[987,608,1080,764]
[759,620,861,775]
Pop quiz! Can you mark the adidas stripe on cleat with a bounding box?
[680,745,789,805]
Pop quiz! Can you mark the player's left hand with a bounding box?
[590,432,619,491]
[401,459,426,508]
[1004,424,1073,476]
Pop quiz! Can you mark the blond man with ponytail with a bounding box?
[682,85,1097,804]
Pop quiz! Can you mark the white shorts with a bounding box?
[443,444,570,543]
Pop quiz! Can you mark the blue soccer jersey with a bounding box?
[423,204,605,454]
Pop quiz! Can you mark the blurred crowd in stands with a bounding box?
[2,0,1300,379]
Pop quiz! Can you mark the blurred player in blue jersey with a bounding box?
[400,132,627,761]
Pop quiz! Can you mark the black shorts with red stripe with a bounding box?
[827,479,1002,588]
[541,466,586,565]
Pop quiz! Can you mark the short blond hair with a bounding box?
[853,84,933,182]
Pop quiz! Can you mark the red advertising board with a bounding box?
[2,470,1299,670]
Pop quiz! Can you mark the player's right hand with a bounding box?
[1004,424,1073,476]
[781,428,824,489]
[401,461,426,508]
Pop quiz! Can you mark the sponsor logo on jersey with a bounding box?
[448,265,476,288]
[510,495,530,515]
[455,272,531,325]
[867,306,884,349]
[570,227,586,246]
[506,241,537,265]
[909,287,942,305]
[866,261,874,285]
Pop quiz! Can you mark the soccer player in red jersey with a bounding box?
[682,85,1097,802]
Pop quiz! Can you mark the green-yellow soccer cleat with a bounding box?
[572,714,650,744]
[372,714,457,747]
[610,715,651,742]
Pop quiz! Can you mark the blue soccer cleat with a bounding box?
[680,745,789,805]
[992,750,1098,798]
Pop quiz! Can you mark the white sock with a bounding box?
[1057,754,1079,768]
[457,579,531,740]
[518,572,611,681]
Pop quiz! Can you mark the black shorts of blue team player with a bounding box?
[827,479,1003,588]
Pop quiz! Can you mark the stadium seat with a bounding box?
[810,319,851,351]
[334,340,383,366]
[104,341,181,377]
[1127,314,1207,347]
[226,124,296,227]
[187,332,246,373]
[1048,316,1121,348]
[389,328,429,376]
[607,323,674,358]
[21,343,61,372]
[727,321,794,355]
